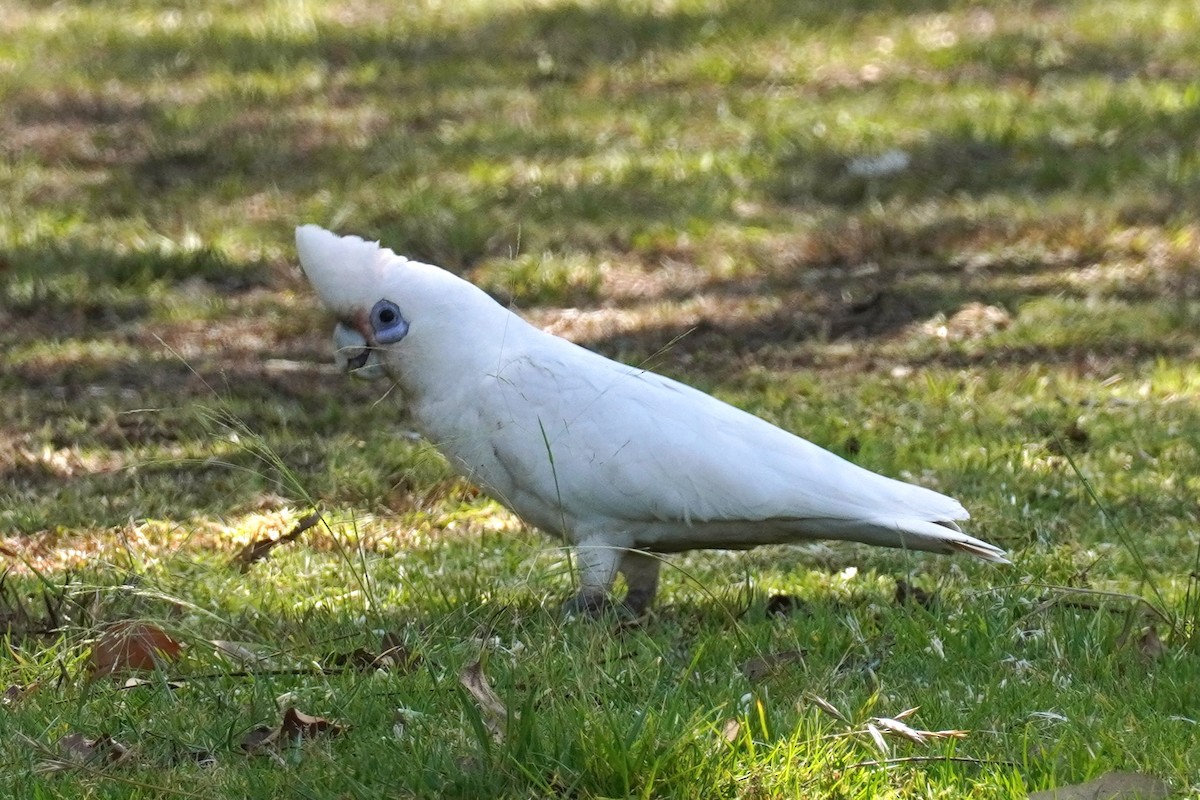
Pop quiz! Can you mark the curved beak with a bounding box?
[333,323,387,380]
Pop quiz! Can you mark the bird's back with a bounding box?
[418,326,997,560]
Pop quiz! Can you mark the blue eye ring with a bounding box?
[370,299,409,344]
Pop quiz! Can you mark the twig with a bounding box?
[1014,583,1171,626]
[232,510,321,571]
[842,755,1018,770]
[116,665,361,689]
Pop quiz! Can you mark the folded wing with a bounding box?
[476,336,1007,563]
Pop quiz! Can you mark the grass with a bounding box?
[2,0,1200,796]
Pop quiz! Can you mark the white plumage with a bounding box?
[296,225,1008,614]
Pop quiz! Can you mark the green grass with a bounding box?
[3,0,1200,796]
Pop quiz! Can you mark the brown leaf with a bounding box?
[720,718,741,744]
[1064,419,1090,447]
[57,732,132,766]
[328,632,422,673]
[58,733,97,761]
[279,707,346,741]
[240,705,346,758]
[741,649,805,682]
[894,579,936,609]
[239,725,277,753]
[1027,771,1170,800]
[765,594,809,618]
[375,640,422,673]
[231,511,321,572]
[89,621,183,677]
[1137,626,1167,664]
[328,647,379,670]
[3,682,38,707]
[460,660,509,738]
[1113,603,1170,671]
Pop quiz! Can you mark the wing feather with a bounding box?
[482,337,966,531]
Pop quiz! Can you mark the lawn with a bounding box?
[2,0,1200,796]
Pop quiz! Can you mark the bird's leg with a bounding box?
[561,542,620,618]
[618,550,661,617]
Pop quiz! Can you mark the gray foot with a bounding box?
[560,590,615,619]
[563,545,662,620]
[618,551,661,617]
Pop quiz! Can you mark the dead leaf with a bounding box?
[720,718,741,744]
[741,649,805,682]
[392,707,425,741]
[765,594,809,618]
[1063,419,1090,447]
[327,632,421,673]
[460,660,509,738]
[241,706,346,758]
[327,647,378,670]
[1027,771,1170,800]
[3,682,38,707]
[57,732,132,766]
[1137,626,1167,664]
[239,725,277,753]
[894,579,936,609]
[922,302,1011,342]
[89,621,183,677]
[280,707,346,741]
[231,511,320,571]
[376,639,421,673]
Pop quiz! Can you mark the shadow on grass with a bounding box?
[39,0,975,82]
[770,129,1200,209]
[9,0,1198,268]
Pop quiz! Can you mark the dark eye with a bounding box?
[369,299,409,344]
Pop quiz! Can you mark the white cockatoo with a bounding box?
[295,225,1008,615]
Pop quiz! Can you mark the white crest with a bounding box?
[295,224,409,316]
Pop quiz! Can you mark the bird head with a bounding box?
[295,224,513,386]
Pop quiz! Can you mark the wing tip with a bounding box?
[950,537,1012,564]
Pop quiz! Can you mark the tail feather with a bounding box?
[930,518,1011,563]
[946,535,1011,564]
[825,515,1010,564]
